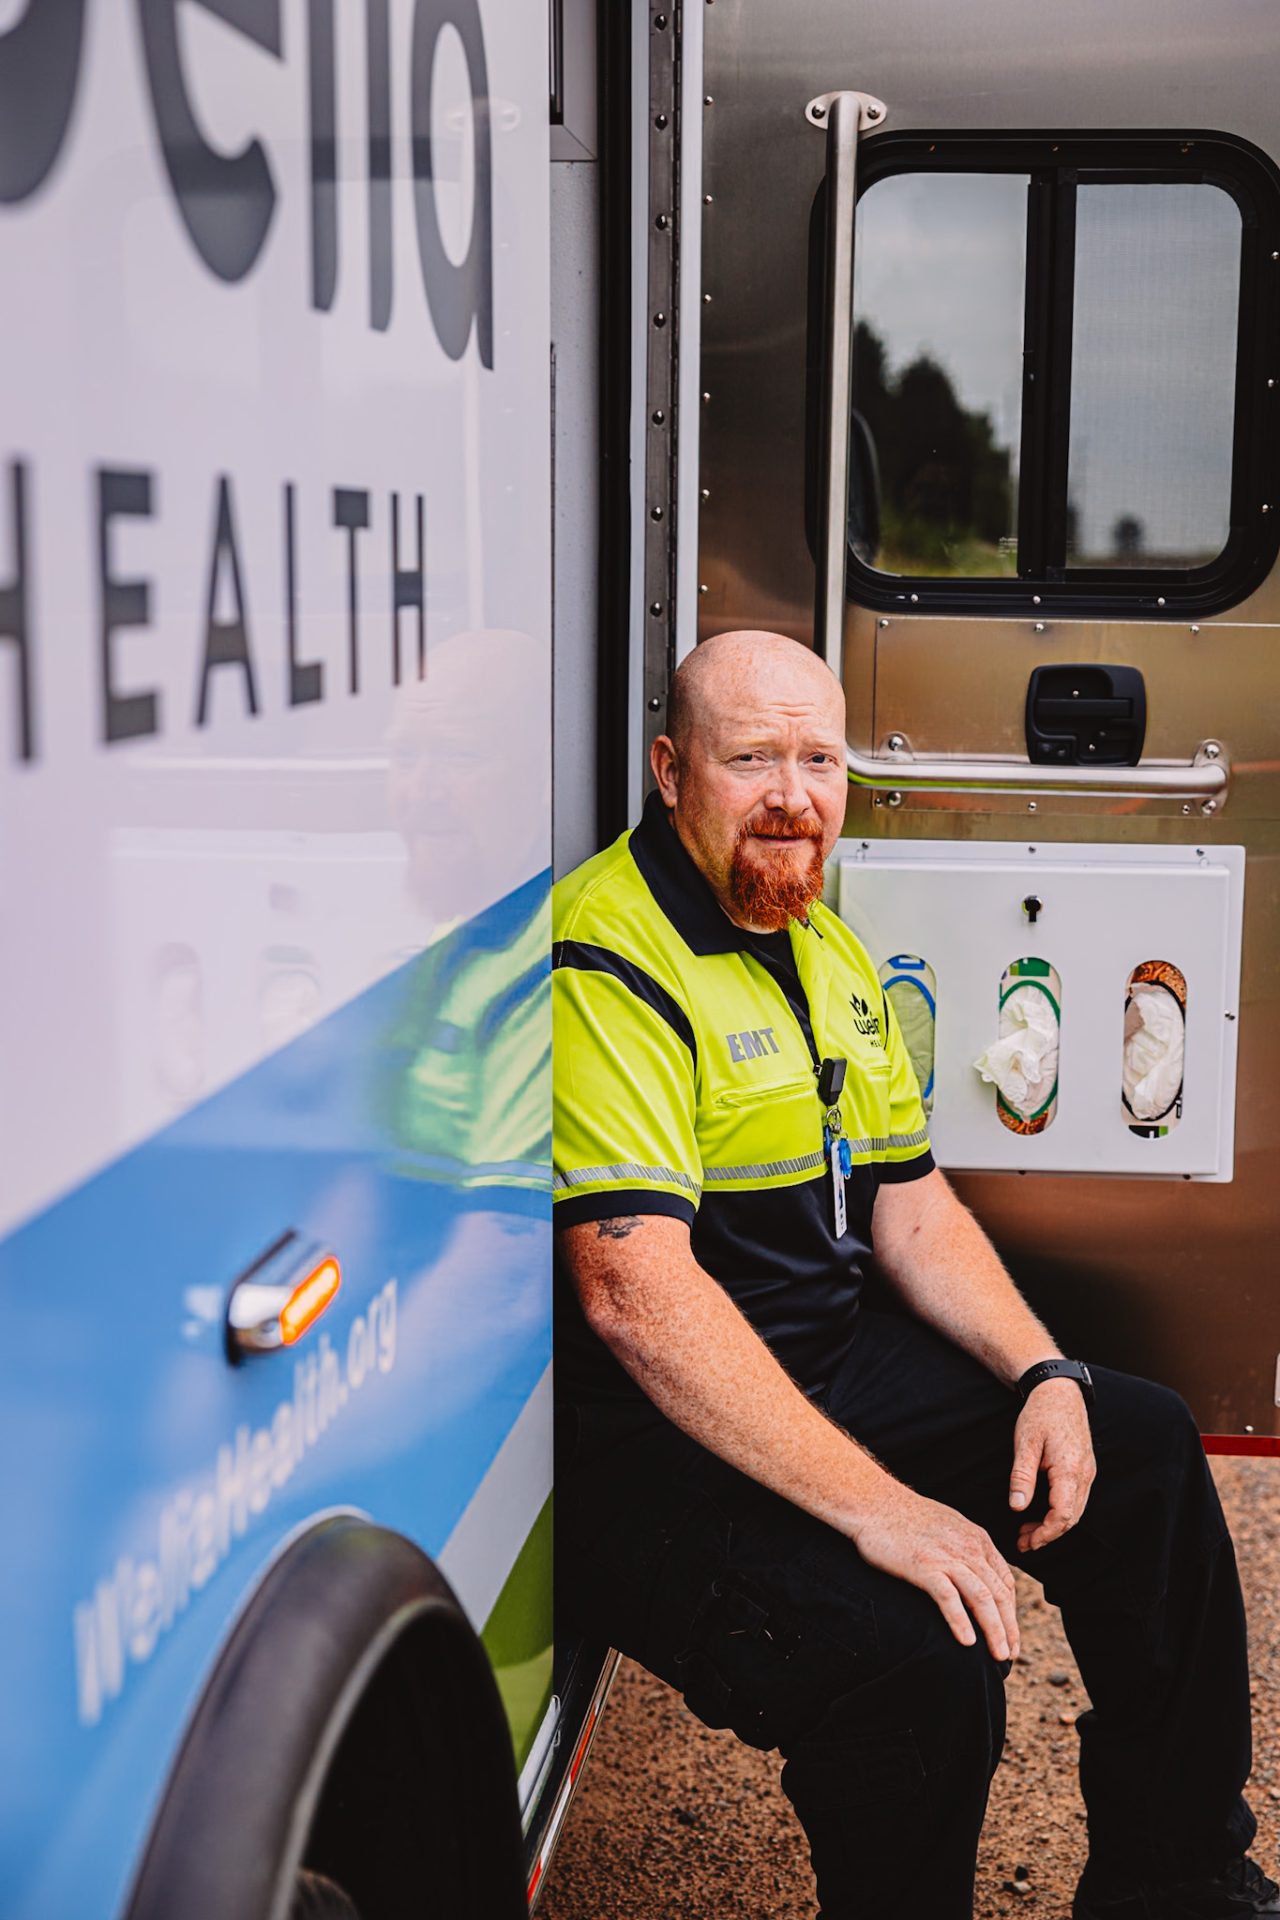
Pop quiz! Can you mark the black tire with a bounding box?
[126,1516,527,1920]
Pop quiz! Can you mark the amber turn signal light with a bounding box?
[225,1233,342,1361]
[280,1257,341,1345]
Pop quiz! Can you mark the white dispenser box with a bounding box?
[835,840,1245,1181]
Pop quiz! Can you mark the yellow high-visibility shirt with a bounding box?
[553,793,933,1403]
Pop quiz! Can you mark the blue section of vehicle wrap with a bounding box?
[0,874,551,1920]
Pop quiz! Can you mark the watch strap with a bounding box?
[1016,1357,1095,1405]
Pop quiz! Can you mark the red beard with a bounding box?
[728,811,824,931]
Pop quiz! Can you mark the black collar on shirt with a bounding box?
[629,790,754,955]
[630,792,821,1064]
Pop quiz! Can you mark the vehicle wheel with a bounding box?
[127,1516,526,1920]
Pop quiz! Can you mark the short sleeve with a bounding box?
[553,948,702,1228]
[877,986,936,1185]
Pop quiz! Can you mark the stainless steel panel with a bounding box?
[700,0,1280,1430]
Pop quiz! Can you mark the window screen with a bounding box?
[836,135,1278,618]
[1066,182,1241,570]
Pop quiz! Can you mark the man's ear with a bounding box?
[650,734,680,807]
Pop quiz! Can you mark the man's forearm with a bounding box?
[872,1171,1062,1388]
[562,1215,897,1538]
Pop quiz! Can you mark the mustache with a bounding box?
[741,810,823,842]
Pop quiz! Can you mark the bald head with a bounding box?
[667,630,841,752]
[652,630,848,933]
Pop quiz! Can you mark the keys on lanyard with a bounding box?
[818,1057,850,1238]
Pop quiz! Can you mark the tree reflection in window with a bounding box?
[853,319,1017,578]
[851,169,1027,580]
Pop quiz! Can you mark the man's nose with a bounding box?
[764,760,811,818]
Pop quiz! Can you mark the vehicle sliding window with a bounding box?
[823,133,1280,619]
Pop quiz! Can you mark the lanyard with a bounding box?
[745,934,850,1237]
[818,1053,851,1238]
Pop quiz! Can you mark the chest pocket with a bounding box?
[700,1070,823,1186]
[712,1073,815,1112]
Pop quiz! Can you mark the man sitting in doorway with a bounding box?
[552,629,1271,1920]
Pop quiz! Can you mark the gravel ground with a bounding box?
[540,1458,1279,1919]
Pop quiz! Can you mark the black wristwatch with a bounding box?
[1016,1358,1095,1406]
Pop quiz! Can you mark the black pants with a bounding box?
[555,1308,1255,1919]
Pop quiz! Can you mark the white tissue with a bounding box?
[1123,983,1185,1121]
[973,985,1060,1117]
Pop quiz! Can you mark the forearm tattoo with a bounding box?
[596,1216,645,1240]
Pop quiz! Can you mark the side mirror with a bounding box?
[847,408,882,567]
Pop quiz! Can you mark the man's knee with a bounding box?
[782,1594,1006,1827]
[1086,1368,1227,1570]
[674,1569,1007,1766]
[791,1581,1009,1761]
[1093,1368,1210,1493]
[1105,1370,1197,1444]
[880,1588,1008,1743]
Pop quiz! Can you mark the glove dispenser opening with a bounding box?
[878,954,936,1116]
[1123,960,1187,1137]
[974,958,1062,1135]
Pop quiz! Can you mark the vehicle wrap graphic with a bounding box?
[0,874,551,1920]
[74,1282,398,1729]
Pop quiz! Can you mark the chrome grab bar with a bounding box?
[807,88,1229,806]
[845,743,1229,801]
[809,88,876,677]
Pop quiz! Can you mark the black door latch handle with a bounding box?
[1026,664,1147,767]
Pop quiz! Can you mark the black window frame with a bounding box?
[810,129,1280,621]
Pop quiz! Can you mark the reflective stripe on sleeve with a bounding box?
[837,1130,932,1155]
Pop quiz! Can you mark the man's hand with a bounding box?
[850,1481,1019,1663]
[1009,1378,1096,1553]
